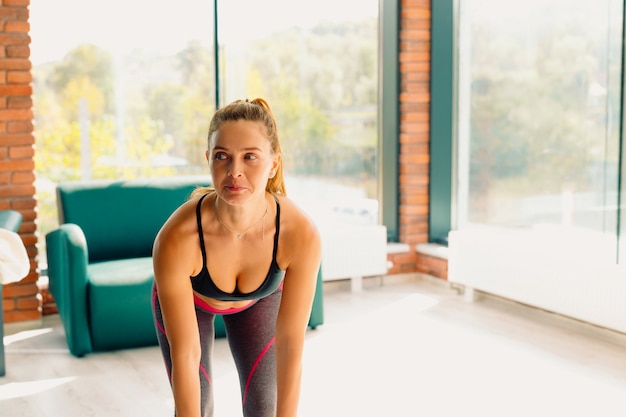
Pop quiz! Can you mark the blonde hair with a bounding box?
[192,98,286,198]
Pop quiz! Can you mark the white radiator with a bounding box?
[448,228,626,334]
[319,224,388,291]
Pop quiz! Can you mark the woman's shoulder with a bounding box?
[156,195,204,241]
[172,194,204,221]
[153,195,206,276]
[274,195,322,271]
[275,194,313,221]
[275,194,320,242]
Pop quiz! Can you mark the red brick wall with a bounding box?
[1,0,41,323]
[387,250,418,275]
[416,251,448,279]
[396,0,447,278]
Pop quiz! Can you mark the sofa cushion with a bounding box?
[88,257,157,351]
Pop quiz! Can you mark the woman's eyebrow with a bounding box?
[213,146,263,152]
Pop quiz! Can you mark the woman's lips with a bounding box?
[225,184,245,191]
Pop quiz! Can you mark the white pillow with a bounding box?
[0,229,29,284]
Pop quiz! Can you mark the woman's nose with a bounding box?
[228,159,243,177]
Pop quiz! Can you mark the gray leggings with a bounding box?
[152,286,282,417]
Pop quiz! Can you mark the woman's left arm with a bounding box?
[275,214,321,417]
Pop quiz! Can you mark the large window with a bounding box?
[30,0,380,261]
[439,0,626,332]
[456,0,625,263]
[30,0,217,256]
[217,0,379,224]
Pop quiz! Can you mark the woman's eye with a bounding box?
[214,152,228,160]
[245,154,258,160]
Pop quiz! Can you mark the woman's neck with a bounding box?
[214,193,269,239]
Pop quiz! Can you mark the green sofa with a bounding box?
[0,209,23,376]
[46,177,324,357]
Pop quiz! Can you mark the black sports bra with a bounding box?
[190,193,286,301]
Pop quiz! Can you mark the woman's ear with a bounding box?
[205,150,210,162]
[270,154,281,178]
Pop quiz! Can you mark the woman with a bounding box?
[152,98,322,417]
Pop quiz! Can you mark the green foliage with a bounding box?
[49,44,115,115]
[466,4,621,227]
[243,19,378,179]
[470,13,613,191]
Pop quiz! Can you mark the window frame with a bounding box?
[380,0,400,242]
[429,0,456,245]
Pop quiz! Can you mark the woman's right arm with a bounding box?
[153,204,203,417]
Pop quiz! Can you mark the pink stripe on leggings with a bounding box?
[242,337,275,406]
[152,287,166,336]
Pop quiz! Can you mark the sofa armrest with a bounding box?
[46,224,93,357]
[308,266,324,329]
[0,210,22,233]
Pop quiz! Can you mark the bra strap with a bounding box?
[272,195,280,259]
[196,193,209,266]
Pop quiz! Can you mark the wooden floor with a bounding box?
[2,273,626,416]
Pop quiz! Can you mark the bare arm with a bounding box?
[275,217,322,417]
[153,204,203,417]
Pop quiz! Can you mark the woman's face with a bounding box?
[207,120,279,205]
